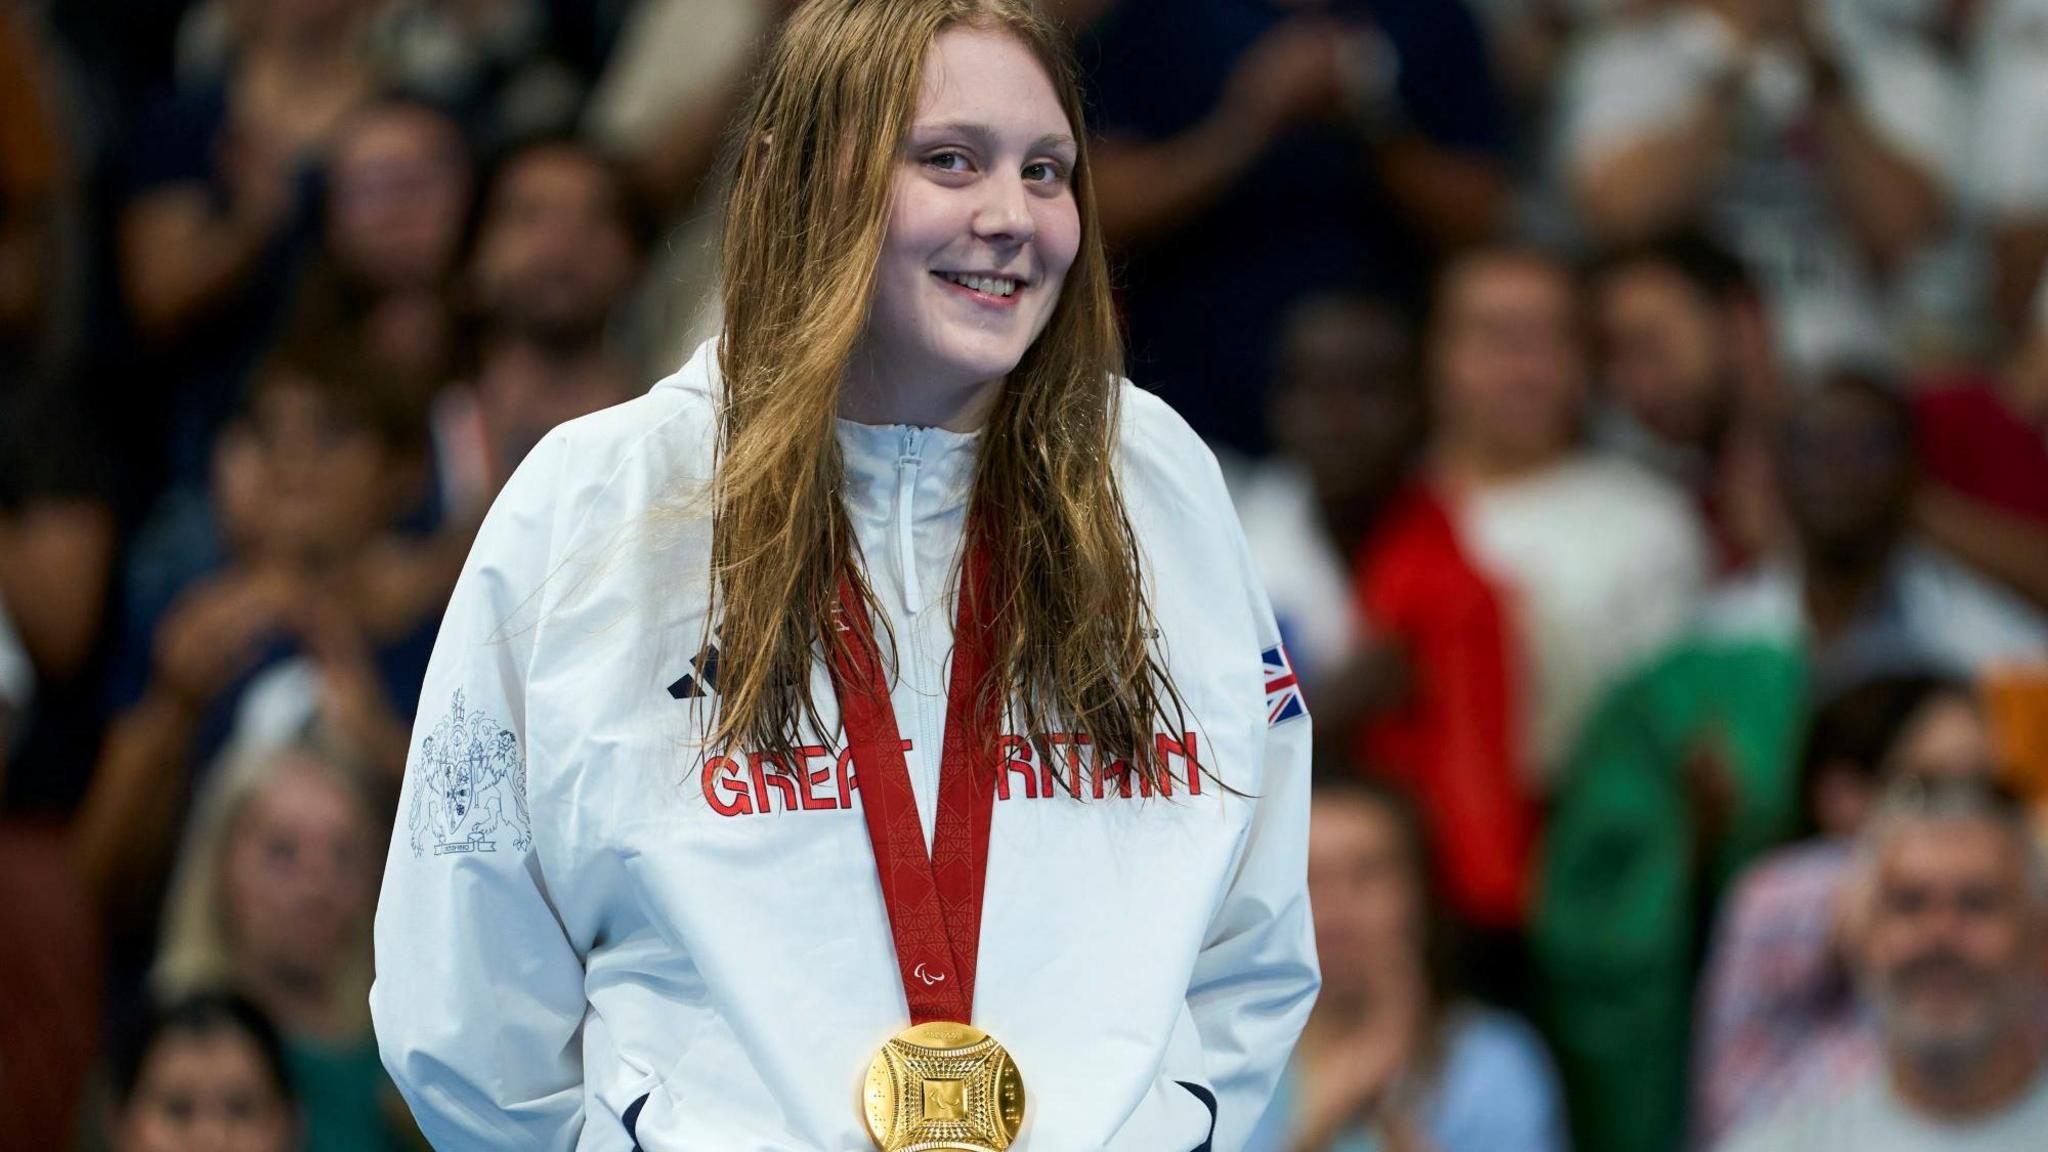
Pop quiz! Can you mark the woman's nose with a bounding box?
[971,174,1035,245]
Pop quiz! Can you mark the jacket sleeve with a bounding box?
[370,431,589,1150]
[1184,502,1321,1151]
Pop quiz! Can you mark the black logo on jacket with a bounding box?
[668,641,722,699]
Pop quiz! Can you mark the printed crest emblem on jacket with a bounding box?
[409,690,532,856]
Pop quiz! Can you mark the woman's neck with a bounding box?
[239,959,350,1042]
[837,359,1002,432]
[1432,436,1570,494]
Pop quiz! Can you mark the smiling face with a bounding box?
[844,23,1082,429]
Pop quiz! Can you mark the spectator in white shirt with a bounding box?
[1718,775,2048,1152]
[1428,245,1710,790]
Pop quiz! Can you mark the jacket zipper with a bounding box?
[896,428,924,613]
[895,428,942,845]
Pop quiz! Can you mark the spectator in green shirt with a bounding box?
[152,737,418,1152]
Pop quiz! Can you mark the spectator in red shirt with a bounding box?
[1260,295,1535,983]
[1247,288,1533,974]
[1913,274,2048,615]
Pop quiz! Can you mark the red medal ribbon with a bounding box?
[828,527,1000,1026]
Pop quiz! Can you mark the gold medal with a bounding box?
[862,1021,1026,1151]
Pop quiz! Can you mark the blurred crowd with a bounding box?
[0,0,2045,1150]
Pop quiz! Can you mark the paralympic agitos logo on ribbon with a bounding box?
[696,730,1209,818]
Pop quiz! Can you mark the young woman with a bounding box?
[371,2,1318,1149]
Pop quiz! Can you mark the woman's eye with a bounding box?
[1024,161,1068,186]
[923,151,971,173]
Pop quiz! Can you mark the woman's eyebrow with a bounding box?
[910,120,1077,153]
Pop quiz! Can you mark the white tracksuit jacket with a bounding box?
[370,339,1319,1151]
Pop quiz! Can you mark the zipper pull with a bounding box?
[897,428,923,611]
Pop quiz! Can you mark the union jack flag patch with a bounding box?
[1262,644,1306,726]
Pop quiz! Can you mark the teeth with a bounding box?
[942,272,1019,297]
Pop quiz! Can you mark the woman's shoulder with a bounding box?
[459,352,720,602]
[555,347,722,478]
[1112,380,1234,519]
[494,352,720,526]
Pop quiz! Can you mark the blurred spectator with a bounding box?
[1245,774,1567,1152]
[74,338,436,967]
[118,0,381,489]
[433,135,644,517]
[1704,364,2048,693]
[1718,776,2048,1151]
[582,0,781,367]
[0,3,120,818]
[1539,360,2046,1152]
[1254,289,1535,944]
[0,820,101,1152]
[0,379,118,820]
[0,599,26,757]
[109,989,300,1152]
[1075,0,1511,455]
[1695,673,1997,1147]
[149,739,410,1152]
[1,0,82,387]
[0,0,104,641]
[1469,0,1662,114]
[1232,295,1418,693]
[0,1,112,1057]
[0,392,119,819]
[1590,229,1779,570]
[1428,245,1709,790]
[1535,624,1808,1152]
[1557,0,1973,368]
[285,95,476,407]
[1971,0,2048,343]
[370,0,582,147]
[1911,272,2048,615]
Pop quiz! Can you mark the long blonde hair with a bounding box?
[153,739,378,1035]
[710,0,1185,787]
